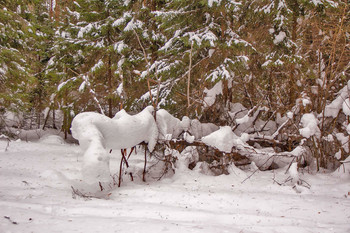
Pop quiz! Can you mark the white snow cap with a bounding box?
[342,98,350,116]
[290,146,304,157]
[236,115,249,124]
[156,109,181,139]
[180,116,191,132]
[96,106,158,151]
[203,81,223,107]
[273,31,286,44]
[208,0,221,7]
[184,132,195,143]
[299,113,320,138]
[113,108,129,120]
[202,126,236,153]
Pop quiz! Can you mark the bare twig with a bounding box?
[68,68,105,115]
[99,182,104,191]
[299,179,311,189]
[241,155,276,184]
[133,29,159,110]
[4,216,18,225]
[71,186,92,200]
[284,156,297,175]
[272,172,283,186]
[118,148,136,187]
[71,186,111,200]
[143,146,147,182]
[0,134,10,151]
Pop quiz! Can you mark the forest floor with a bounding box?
[0,135,349,233]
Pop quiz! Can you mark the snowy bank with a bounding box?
[0,140,350,233]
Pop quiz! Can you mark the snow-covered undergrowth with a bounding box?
[70,106,232,188]
[0,139,349,233]
[71,105,293,187]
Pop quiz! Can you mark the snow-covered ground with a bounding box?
[0,139,349,233]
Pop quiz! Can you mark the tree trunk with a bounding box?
[42,107,51,130]
[55,0,60,21]
[288,0,299,106]
[52,108,56,129]
[108,54,113,118]
[187,42,193,113]
[49,0,54,19]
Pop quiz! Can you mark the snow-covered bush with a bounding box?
[199,77,350,173]
[71,106,158,185]
[71,77,350,187]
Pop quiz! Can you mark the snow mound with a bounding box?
[72,106,158,152]
[98,106,158,151]
[39,135,65,145]
[71,106,158,184]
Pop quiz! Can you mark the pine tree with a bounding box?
[0,1,37,116]
[138,0,255,119]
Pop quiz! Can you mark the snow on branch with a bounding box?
[152,9,199,17]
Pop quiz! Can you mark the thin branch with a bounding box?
[241,155,276,184]
[133,29,157,109]
[179,55,209,81]
[71,186,92,200]
[68,68,105,115]
[284,156,297,175]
